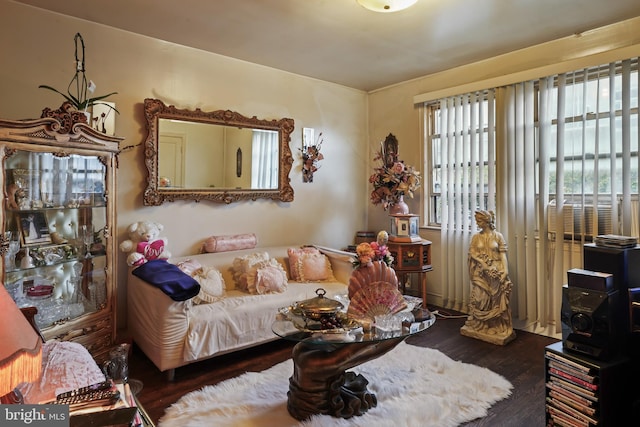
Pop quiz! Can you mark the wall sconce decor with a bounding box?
[300,128,324,183]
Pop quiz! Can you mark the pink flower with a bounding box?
[369,242,387,259]
[359,241,393,267]
[370,147,421,210]
[391,162,405,174]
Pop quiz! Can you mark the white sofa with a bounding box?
[127,245,355,380]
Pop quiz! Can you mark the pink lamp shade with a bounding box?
[0,284,42,399]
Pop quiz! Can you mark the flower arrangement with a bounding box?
[299,132,324,183]
[39,33,118,120]
[369,145,421,211]
[353,231,394,268]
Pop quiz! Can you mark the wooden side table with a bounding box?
[387,239,432,304]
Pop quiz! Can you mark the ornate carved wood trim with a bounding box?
[142,98,295,205]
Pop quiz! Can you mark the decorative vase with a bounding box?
[20,248,34,269]
[389,194,409,215]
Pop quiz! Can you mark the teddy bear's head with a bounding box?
[128,220,164,243]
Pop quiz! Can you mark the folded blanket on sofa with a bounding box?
[132,260,200,301]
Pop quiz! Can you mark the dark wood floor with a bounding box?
[129,307,559,426]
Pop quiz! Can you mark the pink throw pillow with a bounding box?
[176,259,203,276]
[287,246,321,281]
[296,252,334,282]
[249,264,288,294]
[232,252,271,290]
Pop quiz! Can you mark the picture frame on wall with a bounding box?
[18,211,52,246]
[383,133,399,168]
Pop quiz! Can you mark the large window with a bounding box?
[423,57,639,332]
[426,60,639,236]
[427,92,494,226]
[546,65,639,198]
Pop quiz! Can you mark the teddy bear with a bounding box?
[119,220,171,267]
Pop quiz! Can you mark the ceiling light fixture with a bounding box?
[356,0,418,13]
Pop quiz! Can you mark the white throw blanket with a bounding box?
[159,342,512,427]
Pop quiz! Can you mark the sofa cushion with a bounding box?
[296,252,335,282]
[231,251,271,290]
[233,252,288,294]
[177,259,226,304]
[202,233,257,253]
[247,263,288,294]
[176,258,203,276]
[231,252,286,293]
[192,267,226,304]
[287,246,321,280]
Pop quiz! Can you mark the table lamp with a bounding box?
[0,285,42,404]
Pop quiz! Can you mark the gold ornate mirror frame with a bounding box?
[142,98,295,205]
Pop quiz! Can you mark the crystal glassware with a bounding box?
[5,238,20,271]
[79,225,93,258]
[104,343,130,384]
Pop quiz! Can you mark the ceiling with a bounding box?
[14,0,640,92]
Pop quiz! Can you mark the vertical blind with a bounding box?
[438,91,496,312]
[431,57,639,333]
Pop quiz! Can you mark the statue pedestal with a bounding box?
[460,324,516,346]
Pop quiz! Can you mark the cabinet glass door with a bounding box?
[4,150,108,329]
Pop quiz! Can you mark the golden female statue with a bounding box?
[460,210,516,345]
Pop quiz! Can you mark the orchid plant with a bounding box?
[39,33,118,119]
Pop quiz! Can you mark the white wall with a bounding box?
[366,16,640,309]
[0,1,369,329]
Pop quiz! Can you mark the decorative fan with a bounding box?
[348,261,398,299]
[347,281,407,320]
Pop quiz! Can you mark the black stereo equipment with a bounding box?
[583,244,640,343]
[561,285,623,360]
[583,244,640,291]
[567,268,614,292]
[629,288,640,358]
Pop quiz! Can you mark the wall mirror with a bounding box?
[142,98,295,205]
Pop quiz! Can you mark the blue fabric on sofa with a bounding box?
[132,259,200,301]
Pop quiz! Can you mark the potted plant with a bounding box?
[39,33,118,123]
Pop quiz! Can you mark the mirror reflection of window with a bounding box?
[251,130,279,189]
[145,99,294,205]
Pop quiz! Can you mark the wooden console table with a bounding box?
[387,239,432,304]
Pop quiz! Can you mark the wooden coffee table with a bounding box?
[272,315,435,420]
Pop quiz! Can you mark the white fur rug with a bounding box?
[158,342,512,427]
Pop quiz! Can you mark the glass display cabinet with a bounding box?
[0,104,122,361]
